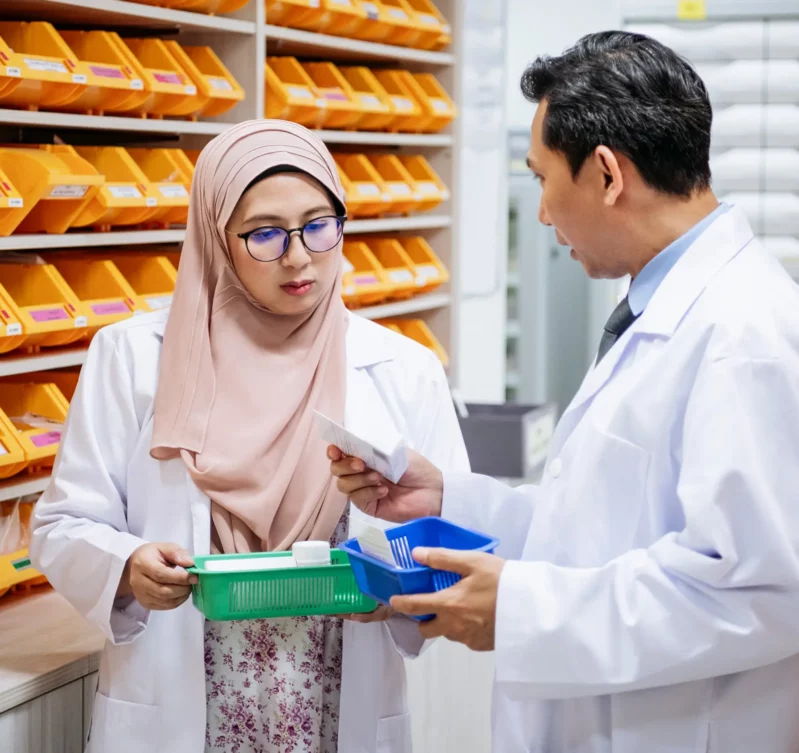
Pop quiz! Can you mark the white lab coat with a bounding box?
[30,311,469,753]
[444,206,799,753]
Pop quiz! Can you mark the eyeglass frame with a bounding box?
[229,214,348,263]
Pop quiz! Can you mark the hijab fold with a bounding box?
[151,120,348,554]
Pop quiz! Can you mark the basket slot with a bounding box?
[390,535,414,568]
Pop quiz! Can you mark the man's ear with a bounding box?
[594,146,624,206]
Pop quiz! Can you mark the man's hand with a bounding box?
[390,549,506,652]
[338,605,395,623]
[328,446,444,523]
[119,542,197,611]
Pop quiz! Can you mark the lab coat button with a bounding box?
[549,458,562,479]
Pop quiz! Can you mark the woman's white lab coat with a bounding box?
[30,311,468,753]
[444,206,799,753]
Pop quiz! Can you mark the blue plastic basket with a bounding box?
[339,517,499,622]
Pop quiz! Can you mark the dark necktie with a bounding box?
[596,296,639,364]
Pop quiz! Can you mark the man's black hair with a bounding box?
[521,30,712,197]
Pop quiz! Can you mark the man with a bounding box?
[329,31,799,753]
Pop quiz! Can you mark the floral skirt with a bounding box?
[204,515,348,753]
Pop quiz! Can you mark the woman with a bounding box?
[30,120,468,753]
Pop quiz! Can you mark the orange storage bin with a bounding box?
[301,62,360,129]
[367,154,420,214]
[333,154,391,217]
[0,167,26,237]
[163,42,244,118]
[0,412,27,479]
[395,318,448,364]
[367,237,418,299]
[404,72,455,132]
[396,236,448,292]
[0,262,88,347]
[0,382,68,470]
[380,0,424,47]
[352,1,394,41]
[0,282,26,354]
[265,0,322,26]
[398,154,448,212]
[163,0,250,12]
[0,146,103,235]
[0,22,86,110]
[127,148,194,225]
[404,0,450,49]
[108,254,177,312]
[14,368,81,402]
[313,0,370,36]
[265,58,326,127]
[341,240,393,306]
[339,66,394,130]
[71,147,161,230]
[373,69,423,131]
[376,319,403,334]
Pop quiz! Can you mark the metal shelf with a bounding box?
[0,229,185,252]
[0,472,51,503]
[356,292,450,320]
[1,0,256,33]
[317,130,453,147]
[265,24,454,65]
[346,215,451,234]
[0,348,87,377]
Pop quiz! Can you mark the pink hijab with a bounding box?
[151,120,348,554]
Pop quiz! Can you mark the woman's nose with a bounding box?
[282,233,312,268]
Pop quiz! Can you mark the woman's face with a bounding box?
[226,172,342,315]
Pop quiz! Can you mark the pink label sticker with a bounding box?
[90,65,125,79]
[29,308,68,323]
[91,301,130,316]
[31,431,61,448]
[324,91,349,101]
[154,72,182,85]
[354,274,378,285]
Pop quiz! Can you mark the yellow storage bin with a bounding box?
[71,147,161,230]
[398,154,448,212]
[265,58,326,127]
[352,1,395,42]
[0,282,26,354]
[373,69,424,132]
[377,319,403,334]
[127,148,193,225]
[0,22,86,110]
[396,236,448,292]
[380,0,424,47]
[166,0,251,12]
[395,318,448,365]
[120,37,203,117]
[0,147,103,235]
[55,30,150,115]
[13,368,81,403]
[301,62,360,129]
[404,0,450,50]
[367,237,418,299]
[0,382,68,469]
[339,66,394,130]
[295,0,368,34]
[0,412,27,479]
[48,257,141,336]
[108,254,177,312]
[265,0,322,26]
[0,263,88,347]
[0,168,25,237]
[341,240,393,307]
[367,154,420,214]
[404,72,456,132]
[163,42,244,118]
[333,154,391,217]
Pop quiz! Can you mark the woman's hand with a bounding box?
[119,542,197,611]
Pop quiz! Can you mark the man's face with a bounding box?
[527,100,622,279]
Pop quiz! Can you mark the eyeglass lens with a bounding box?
[246,216,343,262]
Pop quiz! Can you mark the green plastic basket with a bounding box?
[188,550,378,620]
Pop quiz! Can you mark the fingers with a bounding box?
[158,543,195,569]
[412,547,477,576]
[327,445,344,462]
[390,592,445,618]
[347,605,394,623]
[131,574,193,610]
[330,456,367,478]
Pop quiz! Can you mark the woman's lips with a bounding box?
[281,280,314,297]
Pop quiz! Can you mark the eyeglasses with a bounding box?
[234,215,347,263]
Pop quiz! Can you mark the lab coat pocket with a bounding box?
[377,712,413,753]
[87,692,160,753]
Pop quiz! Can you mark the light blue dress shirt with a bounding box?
[628,202,730,316]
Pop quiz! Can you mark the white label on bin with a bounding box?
[108,185,142,199]
[418,13,439,26]
[287,85,313,100]
[382,193,393,203]
[342,256,355,274]
[315,98,327,108]
[185,85,197,95]
[8,198,22,208]
[309,0,320,6]
[442,24,451,33]
[5,67,21,78]
[344,284,356,297]
[0,441,7,456]
[130,78,144,90]
[431,98,450,112]
[72,73,87,84]
[158,184,189,198]
[146,197,158,207]
[208,77,233,91]
[388,8,408,20]
[415,263,440,282]
[416,181,438,195]
[391,96,414,111]
[359,93,382,107]
[74,316,88,328]
[25,58,68,74]
[145,295,173,310]
[356,183,381,196]
[331,0,352,5]
[390,183,412,196]
[49,184,88,198]
[389,269,414,284]
[362,2,379,19]
[6,323,21,336]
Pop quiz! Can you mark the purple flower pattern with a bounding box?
[204,514,349,753]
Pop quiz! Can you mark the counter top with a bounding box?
[0,589,103,714]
